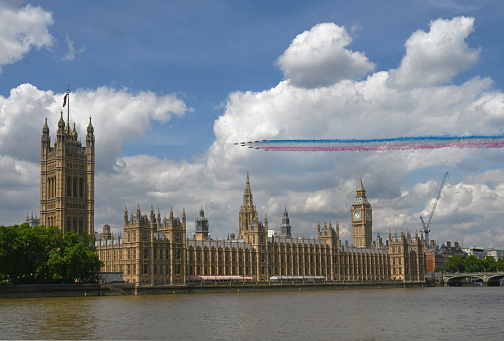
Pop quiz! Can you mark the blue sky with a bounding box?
[1,0,504,248]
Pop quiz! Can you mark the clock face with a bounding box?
[366,212,371,220]
[354,211,361,220]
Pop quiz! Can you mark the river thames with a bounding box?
[1,286,502,340]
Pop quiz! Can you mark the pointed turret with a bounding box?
[72,122,78,140]
[243,170,254,207]
[354,172,369,204]
[87,116,94,135]
[195,206,209,241]
[41,117,50,149]
[58,111,65,132]
[42,117,50,135]
[86,116,95,149]
[281,207,292,238]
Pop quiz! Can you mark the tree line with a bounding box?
[441,255,504,273]
[0,223,103,284]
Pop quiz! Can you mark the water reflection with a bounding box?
[1,287,503,340]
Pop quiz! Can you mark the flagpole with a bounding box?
[67,83,70,125]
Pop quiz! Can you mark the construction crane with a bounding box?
[420,172,449,246]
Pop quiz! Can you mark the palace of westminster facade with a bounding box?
[40,115,425,284]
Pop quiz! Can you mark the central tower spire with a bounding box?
[243,170,254,207]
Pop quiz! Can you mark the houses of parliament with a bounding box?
[40,115,425,285]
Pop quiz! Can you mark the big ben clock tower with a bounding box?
[352,174,372,248]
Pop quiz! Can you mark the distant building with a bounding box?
[460,246,504,260]
[486,249,503,261]
[25,211,40,227]
[96,173,425,285]
[462,246,487,259]
[425,240,466,272]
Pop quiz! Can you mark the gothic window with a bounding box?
[79,178,83,198]
[79,218,83,234]
[67,177,72,196]
[73,177,77,197]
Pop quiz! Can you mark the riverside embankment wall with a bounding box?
[0,281,425,298]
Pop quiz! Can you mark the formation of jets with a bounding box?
[233,140,268,150]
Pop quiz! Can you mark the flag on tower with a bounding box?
[62,89,69,107]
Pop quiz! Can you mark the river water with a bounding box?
[1,286,502,340]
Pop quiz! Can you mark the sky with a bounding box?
[1,0,504,248]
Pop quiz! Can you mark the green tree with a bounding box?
[483,256,497,272]
[0,225,101,284]
[18,225,64,282]
[496,258,504,271]
[64,243,102,282]
[47,231,103,282]
[0,225,23,282]
[444,255,465,272]
[464,255,484,272]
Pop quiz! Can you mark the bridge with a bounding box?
[443,272,504,286]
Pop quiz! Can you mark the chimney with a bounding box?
[447,241,451,248]
[455,242,459,248]
[430,240,435,247]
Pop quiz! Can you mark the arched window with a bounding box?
[79,178,84,198]
[79,217,84,235]
[67,177,72,197]
[73,177,77,197]
[73,217,77,232]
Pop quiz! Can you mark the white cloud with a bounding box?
[0,4,54,72]
[69,86,191,171]
[0,84,192,227]
[205,17,504,245]
[276,23,374,89]
[62,34,85,61]
[0,84,191,170]
[389,17,480,87]
[2,17,504,249]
